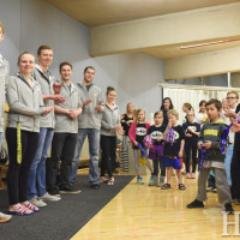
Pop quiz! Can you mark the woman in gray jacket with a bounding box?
[100,86,122,185]
[6,52,52,215]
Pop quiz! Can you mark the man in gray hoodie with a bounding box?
[70,66,104,189]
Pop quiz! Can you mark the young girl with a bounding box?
[120,102,135,172]
[128,109,152,184]
[182,112,200,179]
[161,109,186,190]
[145,111,166,186]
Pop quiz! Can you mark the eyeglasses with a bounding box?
[227,96,237,99]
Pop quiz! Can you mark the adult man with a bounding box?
[47,62,82,194]
[70,66,104,189]
[0,21,12,223]
[28,45,63,207]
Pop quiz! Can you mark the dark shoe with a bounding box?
[187,199,204,208]
[48,187,60,195]
[90,184,100,190]
[178,183,186,191]
[60,185,81,194]
[161,183,171,190]
[224,203,234,214]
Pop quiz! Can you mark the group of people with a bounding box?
[122,94,240,214]
[1,19,240,224]
[0,21,123,221]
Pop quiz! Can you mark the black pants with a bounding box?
[6,128,39,205]
[100,135,116,178]
[231,135,240,199]
[47,132,77,191]
[184,140,198,173]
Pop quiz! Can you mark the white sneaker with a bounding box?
[30,198,47,208]
[40,192,61,202]
[0,212,12,223]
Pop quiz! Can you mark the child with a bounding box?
[161,109,186,190]
[128,109,152,184]
[145,111,166,186]
[187,99,233,213]
[182,112,200,179]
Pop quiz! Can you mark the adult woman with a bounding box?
[160,97,174,128]
[6,52,52,215]
[100,87,121,185]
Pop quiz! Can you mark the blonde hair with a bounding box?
[135,108,145,122]
[168,109,179,119]
[0,21,5,34]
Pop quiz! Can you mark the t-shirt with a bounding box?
[121,113,133,136]
[164,125,184,157]
[147,125,166,145]
[234,104,240,153]
[136,123,148,145]
[182,121,200,143]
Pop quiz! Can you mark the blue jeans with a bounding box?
[224,144,234,186]
[0,132,3,145]
[70,128,100,185]
[27,128,54,199]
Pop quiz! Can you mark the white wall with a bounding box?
[0,0,164,116]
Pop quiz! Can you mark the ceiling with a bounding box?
[46,0,240,59]
[47,0,239,27]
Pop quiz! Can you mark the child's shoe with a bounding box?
[187,199,204,208]
[223,203,234,214]
[159,176,165,186]
[136,176,144,185]
[161,183,171,190]
[148,175,156,186]
[178,183,186,191]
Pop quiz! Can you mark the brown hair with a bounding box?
[59,61,73,72]
[183,102,193,111]
[227,90,239,99]
[37,45,53,56]
[106,86,115,95]
[84,66,96,74]
[154,111,163,118]
[17,51,34,66]
[206,99,222,111]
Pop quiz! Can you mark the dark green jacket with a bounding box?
[199,119,227,162]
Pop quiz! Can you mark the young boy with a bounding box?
[161,109,186,190]
[187,99,233,213]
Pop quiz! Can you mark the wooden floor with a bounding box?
[71,174,240,240]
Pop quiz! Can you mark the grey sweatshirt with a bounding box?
[77,82,104,130]
[0,54,9,132]
[6,74,44,132]
[101,103,121,136]
[54,82,82,133]
[33,66,55,128]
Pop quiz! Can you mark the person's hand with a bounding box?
[186,133,192,137]
[53,94,65,103]
[178,150,183,158]
[42,106,54,115]
[231,121,240,132]
[202,140,212,149]
[83,99,92,107]
[95,104,104,113]
[115,124,123,135]
[68,109,80,119]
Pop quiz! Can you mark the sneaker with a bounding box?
[90,184,100,190]
[159,176,165,186]
[136,176,144,185]
[178,183,186,191]
[0,212,12,223]
[30,197,47,208]
[223,203,234,214]
[107,177,115,186]
[148,175,155,186]
[100,176,109,183]
[161,183,171,190]
[187,199,204,208]
[22,201,39,212]
[40,192,61,202]
[8,203,33,216]
[60,185,82,194]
